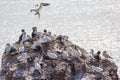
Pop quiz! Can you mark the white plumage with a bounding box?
[71,50,80,56]
[17,53,30,62]
[31,41,41,49]
[39,37,48,43]
[103,52,112,59]
[93,67,103,73]
[45,36,52,42]
[34,62,41,70]
[22,34,31,42]
[4,44,12,53]
[19,44,25,53]
[62,51,69,57]
[47,53,58,59]
[30,3,50,18]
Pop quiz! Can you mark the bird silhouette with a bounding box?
[30,3,50,18]
[102,51,113,59]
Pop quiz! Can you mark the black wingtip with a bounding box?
[41,3,50,6]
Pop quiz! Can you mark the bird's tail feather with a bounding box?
[38,13,40,19]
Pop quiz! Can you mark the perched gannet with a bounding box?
[39,36,48,43]
[19,29,31,42]
[94,51,101,62]
[62,51,69,57]
[92,66,103,73]
[47,52,58,59]
[30,3,50,18]
[71,48,80,56]
[32,27,38,38]
[77,46,88,55]
[90,49,94,56]
[34,57,42,74]
[31,41,42,49]
[18,43,25,53]
[47,32,56,41]
[17,53,30,62]
[22,33,31,42]
[102,51,113,59]
[4,43,12,53]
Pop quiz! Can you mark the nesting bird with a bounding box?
[19,29,31,43]
[102,51,113,59]
[32,27,38,38]
[4,43,12,54]
[30,3,50,18]
[18,43,25,53]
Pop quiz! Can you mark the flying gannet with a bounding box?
[30,3,50,18]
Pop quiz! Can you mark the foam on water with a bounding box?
[0,0,120,77]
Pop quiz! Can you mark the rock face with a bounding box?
[0,31,119,80]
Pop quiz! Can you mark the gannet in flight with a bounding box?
[30,3,50,18]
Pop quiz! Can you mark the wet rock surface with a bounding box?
[0,31,119,80]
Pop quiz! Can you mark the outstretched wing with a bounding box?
[41,3,50,6]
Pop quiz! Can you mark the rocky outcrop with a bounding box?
[0,31,119,80]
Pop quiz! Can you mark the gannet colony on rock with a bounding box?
[0,28,119,80]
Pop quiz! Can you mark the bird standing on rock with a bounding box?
[30,3,50,18]
[4,43,12,54]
